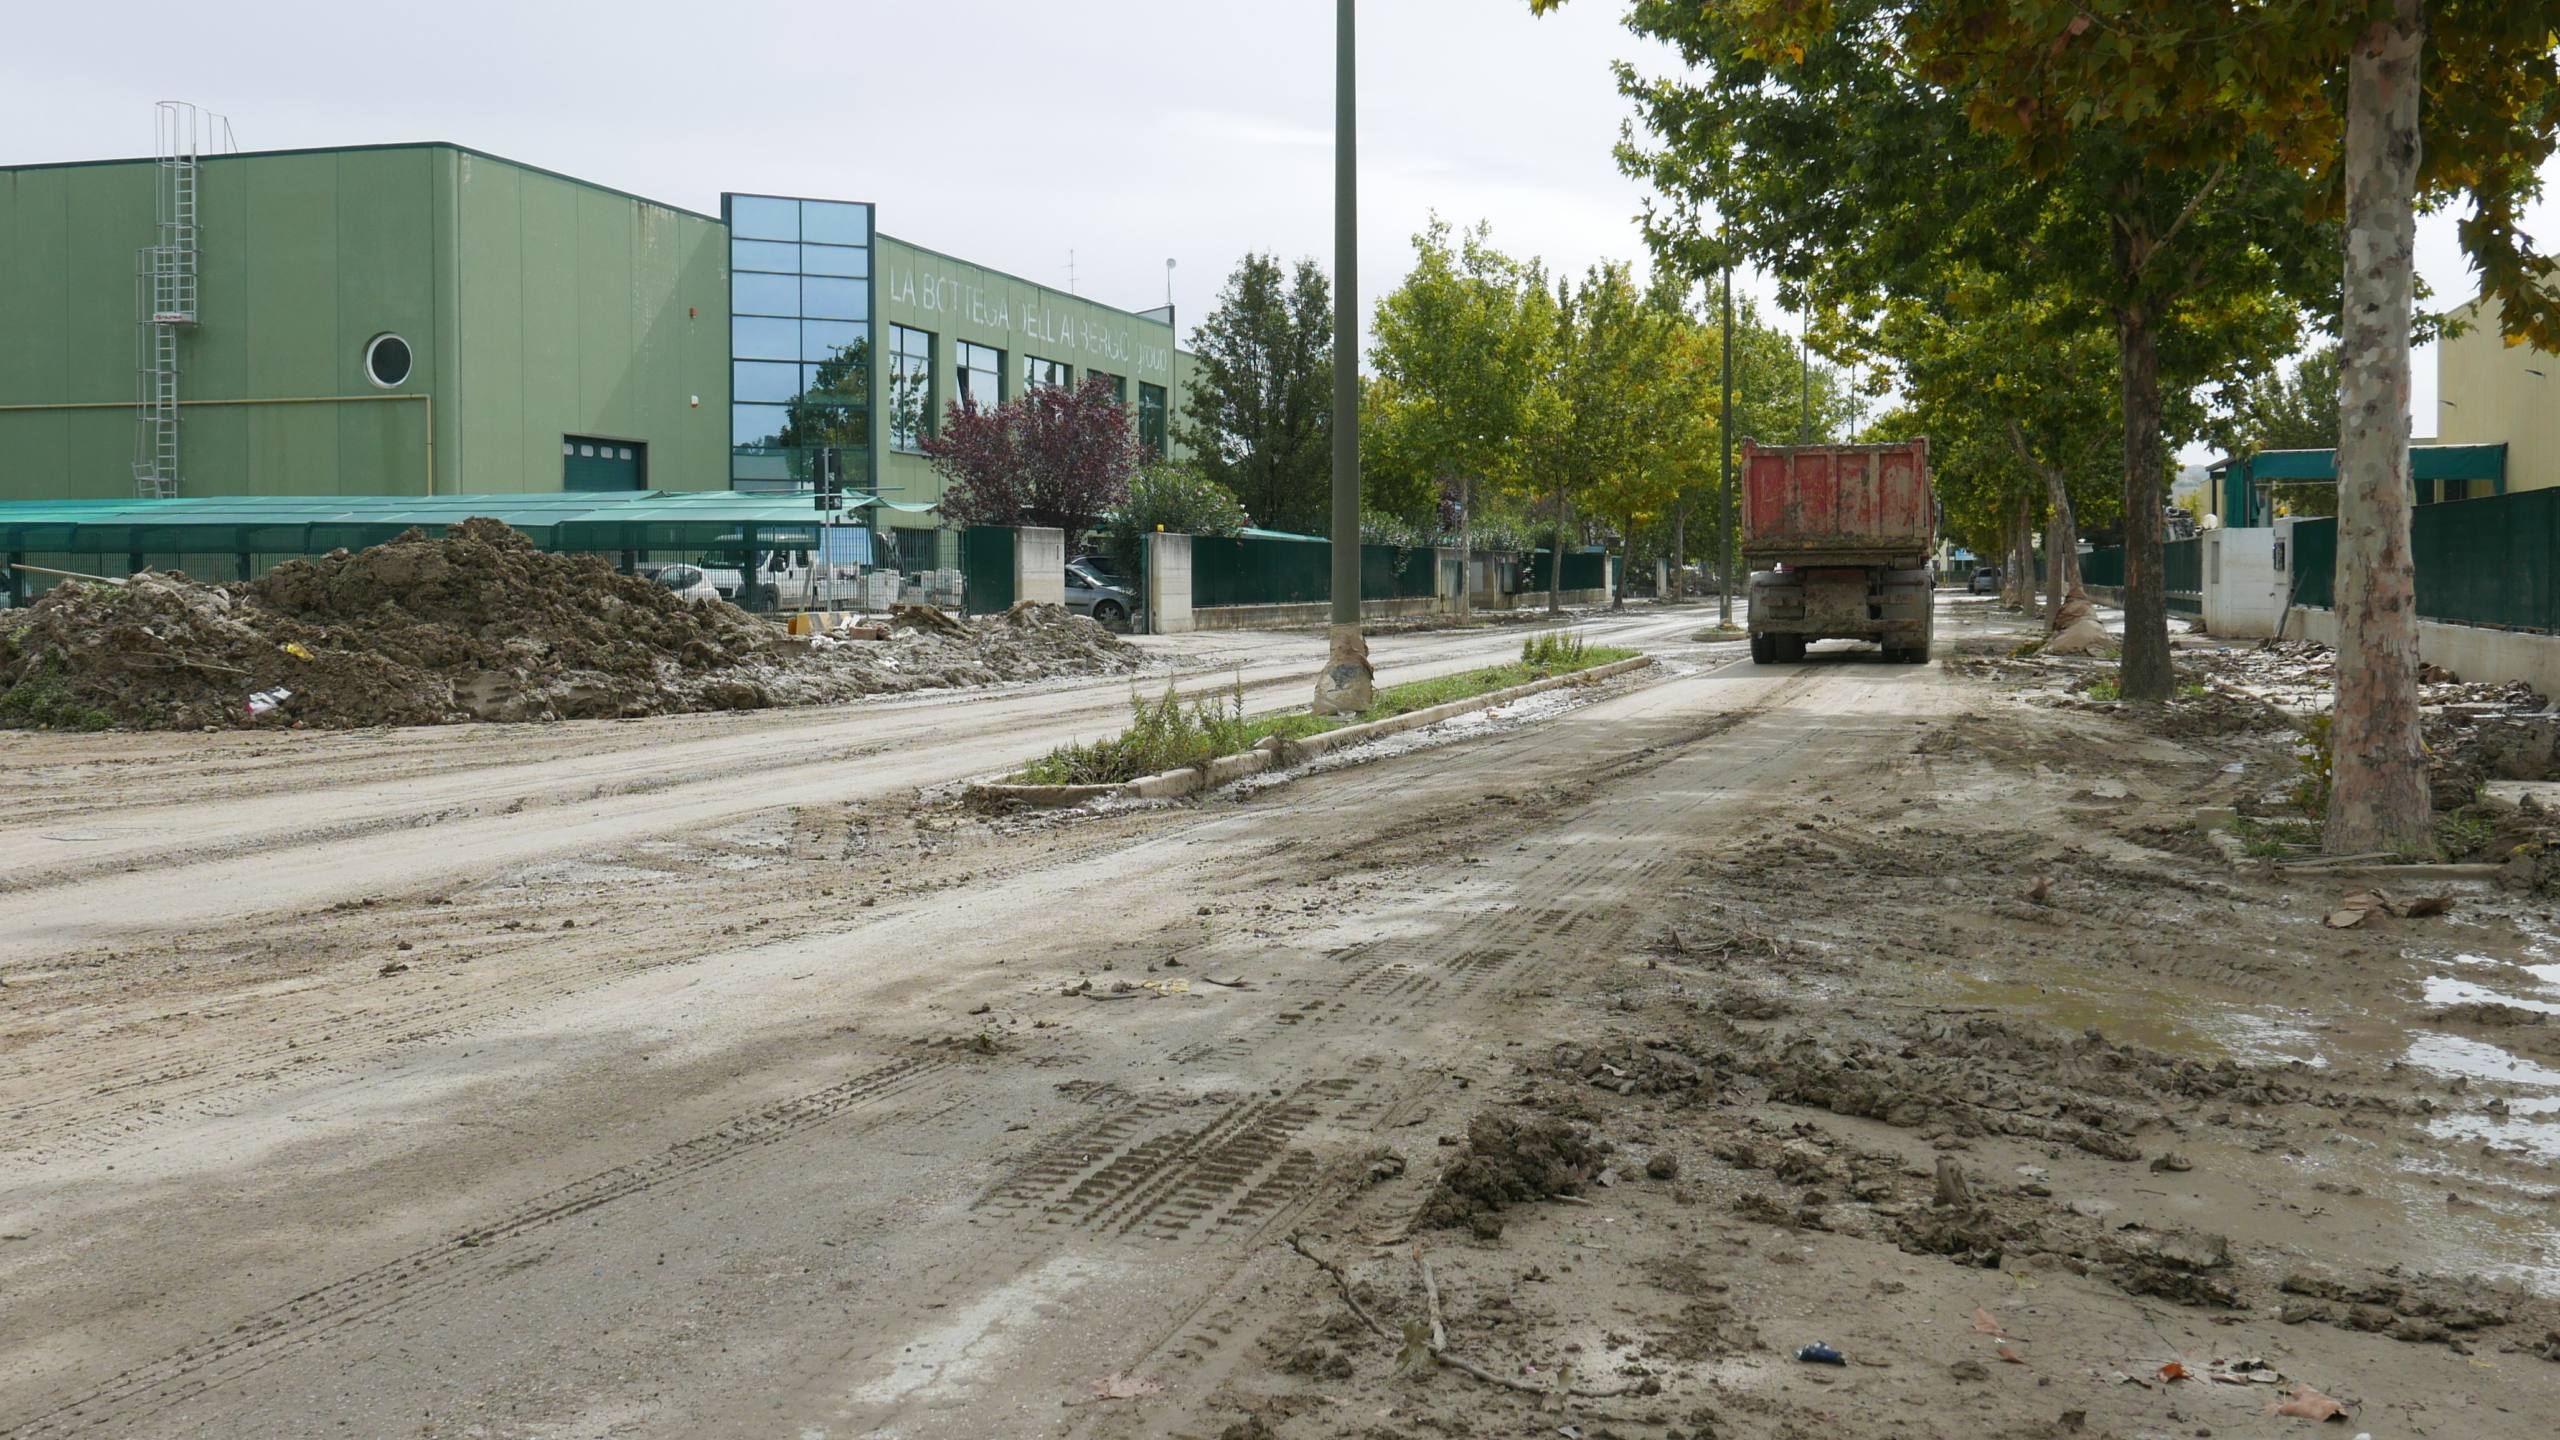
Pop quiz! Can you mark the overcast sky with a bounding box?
[6,0,2548,452]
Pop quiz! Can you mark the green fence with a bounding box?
[1520,548,1609,593]
[1189,535,1441,608]
[2289,489,2560,630]
[2163,536,2202,614]
[959,525,1014,616]
[2077,542,2198,612]
[2082,491,2560,631]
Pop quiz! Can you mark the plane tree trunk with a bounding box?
[2326,0,2432,855]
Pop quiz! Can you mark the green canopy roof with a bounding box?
[0,490,937,557]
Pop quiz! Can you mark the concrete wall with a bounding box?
[0,143,728,500]
[1013,525,1064,606]
[2202,527,2283,638]
[1189,597,1460,630]
[1146,531,1194,634]
[2436,295,2560,496]
[2285,606,2560,700]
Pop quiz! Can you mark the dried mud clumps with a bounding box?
[1551,1040,1713,1098]
[2277,1271,2513,1346]
[1419,1114,1603,1239]
[2105,1226,2242,1307]
[1743,1016,2297,1162]
[0,520,1143,729]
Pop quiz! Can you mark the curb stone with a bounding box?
[969,654,1656,808]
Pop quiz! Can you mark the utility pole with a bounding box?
[1718,258,1735,628]
[1799,330,1812,444]
[1317,0,1373,712]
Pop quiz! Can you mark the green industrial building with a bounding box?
[0,132,1190,574]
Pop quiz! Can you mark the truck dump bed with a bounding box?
[1741,440,1934,566]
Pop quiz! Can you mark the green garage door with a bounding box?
[563,436,647,491]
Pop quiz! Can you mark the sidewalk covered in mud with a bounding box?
[0,490,935,600]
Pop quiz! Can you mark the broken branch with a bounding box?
[1289,1236,1633,1400]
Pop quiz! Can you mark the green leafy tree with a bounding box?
[1367,219,1557,610]
[1180,254,1334,534]
[2207,345,2344,518]
[1555,0,2337,703]
[1518,264,1674,613]
[1854,0,2560,850]
[1102,459,1250,578]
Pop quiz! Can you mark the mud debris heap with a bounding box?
[0,518,1143,729]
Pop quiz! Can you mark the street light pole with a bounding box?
[1317,0,1374,712]
[1718,258,1735,629]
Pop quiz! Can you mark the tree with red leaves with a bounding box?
[921,374,1140,538]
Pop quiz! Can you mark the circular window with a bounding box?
[364,333,412,388]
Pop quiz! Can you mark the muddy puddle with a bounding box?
[1925,965,2331,1067]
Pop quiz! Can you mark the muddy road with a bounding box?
[4,599,2556,1439]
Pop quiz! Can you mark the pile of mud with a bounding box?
[0,520,1143,729]
[1418,1114,1605,1238]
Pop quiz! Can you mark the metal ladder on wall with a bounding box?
[132,101,234,500]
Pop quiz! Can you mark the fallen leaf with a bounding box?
[1971,1307,2008,1337]
[1995,1341,2025,1365]
[2269,1383,2347,1421]
[2158,1360,2189,1382]
[2027,875,2053,905]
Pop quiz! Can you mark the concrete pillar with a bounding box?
[1147,531,1195,634]
[1014,526,1065,607]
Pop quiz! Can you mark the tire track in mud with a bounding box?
[0,1053,956,1440]
[14,633,1841,1438]
[0,818,1155,1161]
[825,668,1870,1432]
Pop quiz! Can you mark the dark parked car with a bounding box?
[1967,565,2002,595]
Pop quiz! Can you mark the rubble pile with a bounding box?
[0,520,1144,729]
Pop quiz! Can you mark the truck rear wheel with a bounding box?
[1750,633,1775,665]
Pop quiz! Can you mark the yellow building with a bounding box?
[2436,296,2560,495]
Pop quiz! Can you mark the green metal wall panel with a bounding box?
[870,235,1182,517]
[2,143,724,502]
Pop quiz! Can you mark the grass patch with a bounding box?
[1012,634,1637,786]
[2232,814,2321,859]
[2290,714,2334,816]
[2085,676,2122,702]
[0,654,114,731]
[2436,811,2498,862]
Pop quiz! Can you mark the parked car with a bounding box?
[1967,565,2002,595]
[1069,553,1137,592]
[1065,562,1137,630]
[639,563,723,604]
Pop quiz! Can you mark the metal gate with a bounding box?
[960,525,1014,615]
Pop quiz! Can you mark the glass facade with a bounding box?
[1139,381,1169,455]
[1022,355,1072,394]
[889,325,935,452]
[1093,371,1127,406]
[956,341,1005,413]
[723,193,874,492]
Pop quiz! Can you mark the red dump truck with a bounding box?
[1741,439,1937,665]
